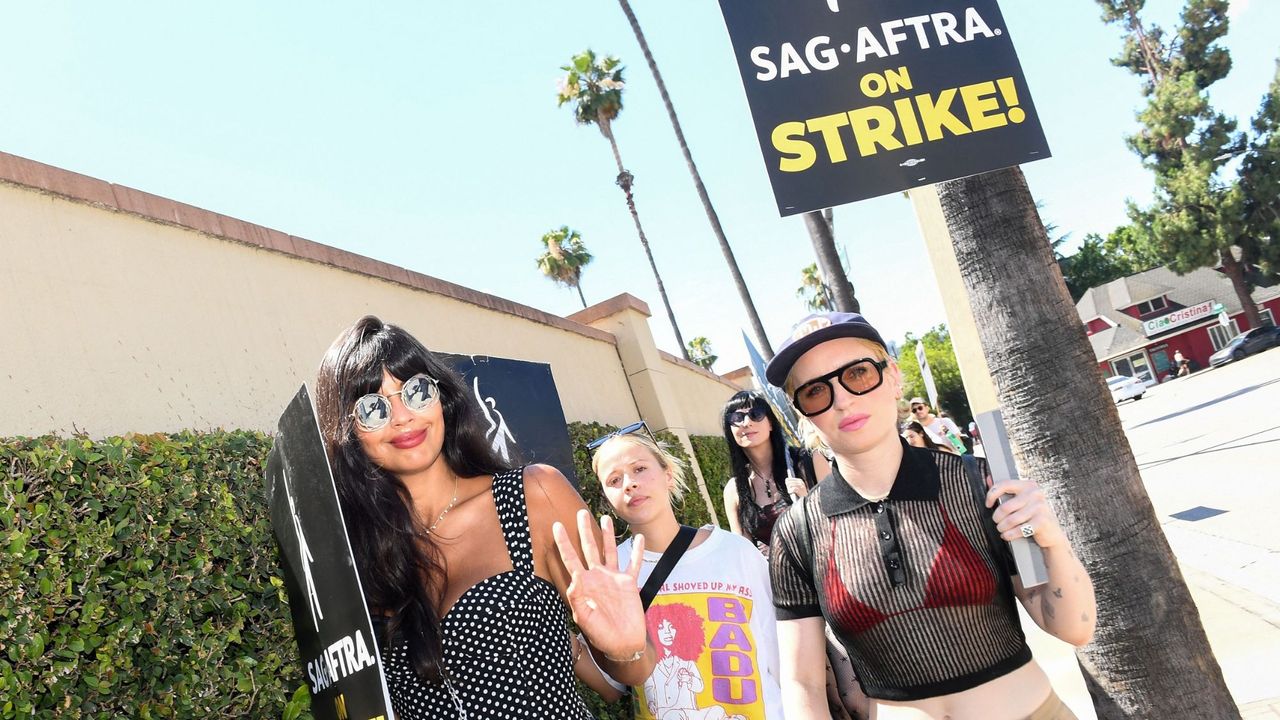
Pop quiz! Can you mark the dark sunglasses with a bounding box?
[586,421,654,451]
[911,404,927,411]
[791,358,888,417]
[352,373,440,432]
[728,406,769,427]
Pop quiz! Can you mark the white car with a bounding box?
[1107,374,1145,403]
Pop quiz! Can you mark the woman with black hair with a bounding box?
[315,316,654,719]
[720,391,824,551]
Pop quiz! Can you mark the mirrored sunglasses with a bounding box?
[728,406,769,426]
[586,420,654,451]
[352,373,441,432]
[791,358,888,417]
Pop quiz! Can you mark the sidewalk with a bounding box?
[1028,351,1280,715]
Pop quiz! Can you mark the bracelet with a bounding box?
[603,646,646,663]
[572,633,585,665]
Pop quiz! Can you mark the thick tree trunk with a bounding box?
[936,167,1238,719]
[598,117,691,360]
[617,0,774,359]
[1218,248,1262,329]
[803,211,859,313]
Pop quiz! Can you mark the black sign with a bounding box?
[717,0,1049,215]
[439,353,578,487]
[266,386,392,720]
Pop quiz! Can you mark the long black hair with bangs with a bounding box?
[315,315,509,683]
[722,390,790,539]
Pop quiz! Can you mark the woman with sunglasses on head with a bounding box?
[764,312,1096,720]
[721,391,826,552]
[587,428,785,719]
[315,316,655,719]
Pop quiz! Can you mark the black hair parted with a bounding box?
[314,315,509,683]
[722,390,790,539]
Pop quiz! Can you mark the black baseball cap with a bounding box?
[765,312,887,387]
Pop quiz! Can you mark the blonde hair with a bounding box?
[590,433,690,503]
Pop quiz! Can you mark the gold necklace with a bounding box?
[423,474,461,536]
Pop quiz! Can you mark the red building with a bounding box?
[1077,264,1280,384]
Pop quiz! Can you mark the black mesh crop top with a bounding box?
[769,442,1031,701]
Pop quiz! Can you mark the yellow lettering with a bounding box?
[884,66,913,94]
[859,72,887,98]
[847,106,903,157]
[894,98,924,145]
[959,81,1006,131]
[915,89,971,140]
[806,113,852,163]
[772,122,817,172]
[334,694,348,720]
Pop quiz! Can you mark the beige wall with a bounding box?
[660,353,739,437]
[0,182,638,437]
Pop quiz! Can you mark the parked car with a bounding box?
[1107,374,1146,403]
[1208,326,1280,367]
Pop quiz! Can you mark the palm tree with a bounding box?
[557,49,691,361]
[803,211,859,312]
[536,226,593,308]
[614,0,775,359]
[686,337,717,370]
[935,167,1236,718]
[796,263,833,312]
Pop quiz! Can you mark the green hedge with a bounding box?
[0,426,733,720]
[688,434,731,523]
[0,432,308,720]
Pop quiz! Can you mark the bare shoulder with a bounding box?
[522,463,588,517]
[723,480,739,501]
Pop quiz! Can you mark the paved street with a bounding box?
[1019,346,1280,718]
[1117,346,1280,714]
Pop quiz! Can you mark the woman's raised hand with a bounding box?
[552,509,648,660]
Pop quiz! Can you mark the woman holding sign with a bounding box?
[763,312,1095,720]
[584,426,785,719]
[315,316,654,719]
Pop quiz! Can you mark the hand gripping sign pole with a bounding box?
[266,386,394,720]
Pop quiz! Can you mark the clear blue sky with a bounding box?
[3,1,1276,372]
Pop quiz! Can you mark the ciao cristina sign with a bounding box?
[1142,301,1216,337]
[716,0,1050,216]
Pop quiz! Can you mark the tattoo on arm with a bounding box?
[1043,599,1056,620]
[1052,587,1063,599]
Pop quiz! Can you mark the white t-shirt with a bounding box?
[605,527,785,720]
[923,416,963,447]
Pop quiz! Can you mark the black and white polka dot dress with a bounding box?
[380,467,592,719]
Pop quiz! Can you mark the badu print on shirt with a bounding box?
[636,590,763,720]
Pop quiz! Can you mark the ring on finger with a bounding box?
[1019,523,1035,538]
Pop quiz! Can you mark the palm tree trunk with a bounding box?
[935,167,1238,718]
[616,0,774,359]
[598,116,691,360]
[575,279,588,309]
[803,211,859,313]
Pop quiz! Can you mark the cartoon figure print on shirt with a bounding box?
[639,597,754,720]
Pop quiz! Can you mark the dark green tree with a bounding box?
[1058,232,1142,301]
[896,325,972,429]
[1099,0,1279,329]
[1239,59,1280,280]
